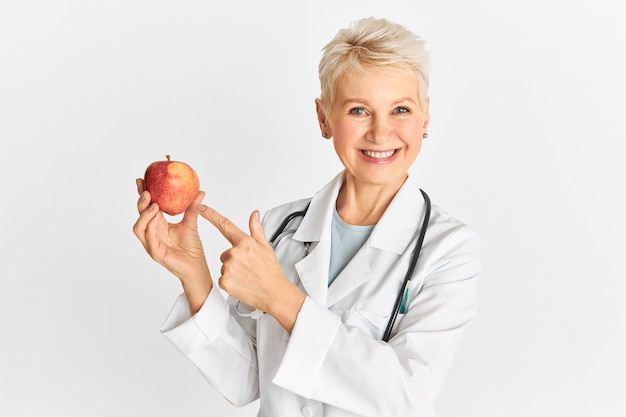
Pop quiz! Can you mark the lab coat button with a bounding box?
[301,406,314,417]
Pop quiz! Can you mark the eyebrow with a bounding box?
[341,97,418,107]
[393,97,418,105]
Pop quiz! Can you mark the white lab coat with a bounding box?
[161,172,481,417]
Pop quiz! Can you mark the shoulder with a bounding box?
[428,203,480,243]
[420,202,482,286]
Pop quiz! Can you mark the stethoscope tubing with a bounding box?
[269,204,310,245]
[382,189,430,342]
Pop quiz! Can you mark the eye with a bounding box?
[394,106,410,114]
[349,107,367,116]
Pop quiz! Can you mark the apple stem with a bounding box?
[166,154,171,161]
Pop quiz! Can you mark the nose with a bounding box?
[366,115,393,144]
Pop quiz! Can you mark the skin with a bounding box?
[317,69,430,225]
[133,66,429,333]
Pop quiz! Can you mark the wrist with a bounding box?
[181,270,213,315]
[267,282,306,334]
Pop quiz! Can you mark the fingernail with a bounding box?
[254,210,260,221]
[198,204,207,212]
[139,192,146,201]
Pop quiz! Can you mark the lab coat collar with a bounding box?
[291,171,427,307]
[291,172,342,306]
[293,171,427,256]
[369,174,427,255]
[292,171,343,244]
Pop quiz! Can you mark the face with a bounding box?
[317,69,429,191]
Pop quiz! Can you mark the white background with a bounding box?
[1,1,625,416]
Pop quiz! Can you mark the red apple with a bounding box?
[143,155,200,215]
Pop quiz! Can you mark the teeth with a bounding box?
[363,150,395,159]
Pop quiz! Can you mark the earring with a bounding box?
[423,132,429,139]
[322,132,328,138]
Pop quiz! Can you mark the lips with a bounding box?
[361,149,397,159]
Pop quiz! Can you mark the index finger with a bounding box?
[199,205,249,245]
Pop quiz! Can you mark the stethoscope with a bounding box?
[237,189,431,343]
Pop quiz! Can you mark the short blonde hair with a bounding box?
[318,17,430,113]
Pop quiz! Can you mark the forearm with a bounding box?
[265,281,307,334]
[180,269,213,315]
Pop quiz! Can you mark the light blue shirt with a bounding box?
[328,208,375,286]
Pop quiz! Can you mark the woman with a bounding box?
[133,17,480,417]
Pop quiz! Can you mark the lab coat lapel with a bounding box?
[294,240,330,306]
[326,245,372,307]
[291,172,343,306]
[326,174,426,307]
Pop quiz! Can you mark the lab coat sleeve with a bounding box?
[160,286,260,407]
[272,226,481,416]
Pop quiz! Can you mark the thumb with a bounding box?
[249,210,270,246]
[181,191,206,229]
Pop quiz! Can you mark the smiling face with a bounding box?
[317,68,430,192]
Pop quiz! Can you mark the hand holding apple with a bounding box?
[143,155,200,215]
[133,171,212,315]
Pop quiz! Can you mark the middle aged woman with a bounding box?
[133,16,481,417]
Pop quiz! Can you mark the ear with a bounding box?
[315,98,331,139]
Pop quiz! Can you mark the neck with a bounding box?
[336,173,408,226]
